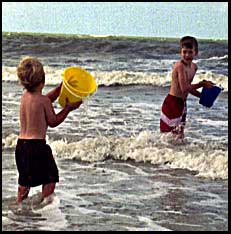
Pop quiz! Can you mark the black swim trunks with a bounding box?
[15,139,59,187]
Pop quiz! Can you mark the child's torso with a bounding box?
[170,61,197,99]
[19,92,47,139]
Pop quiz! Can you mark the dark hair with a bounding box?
[17,57,45,92]
[180,36,198,54]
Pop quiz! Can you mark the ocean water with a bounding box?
[2,33,228,231]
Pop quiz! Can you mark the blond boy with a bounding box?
[15,57,82,203]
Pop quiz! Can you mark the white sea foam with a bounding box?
[3,131,227,180]
[2,66,228,91]
[198,55,228,61]
[196,118,228,127]
[2,216,14,226]
[32,195,68,231]
[191,192,226,208]
[130,216,171,231]
[3,133,18,148]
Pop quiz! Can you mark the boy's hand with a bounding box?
[65,98,82,111]
[201,80,215,89]
[57,81,63,93]
[58,81,63,88]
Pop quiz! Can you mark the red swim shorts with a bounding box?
[160,94,187,133]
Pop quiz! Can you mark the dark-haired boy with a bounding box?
[160,36,214,139]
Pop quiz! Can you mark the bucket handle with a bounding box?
[62,80,97,101]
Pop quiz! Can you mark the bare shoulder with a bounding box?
[192,62,198,71]
[173,61,184,71]
[41,95,52,107]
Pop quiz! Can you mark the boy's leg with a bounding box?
[172,124,184,139]
[172,108,186,140]
[42,183,56,199]
[16,185,30,203]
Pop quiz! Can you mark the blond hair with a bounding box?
[17,57,45,92]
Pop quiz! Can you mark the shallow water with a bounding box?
[2,33,228,231]
[2,151,228,231]
[2,82,228,231]
[2,82,228,179]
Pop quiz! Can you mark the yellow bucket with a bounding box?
[58,67,97,108]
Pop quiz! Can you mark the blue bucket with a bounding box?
[199,86,222,108]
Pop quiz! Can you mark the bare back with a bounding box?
[19,91,48,139]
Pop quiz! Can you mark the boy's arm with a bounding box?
[46,82,62,103]
[177,63,202,95]
[189,79,215,98]
[43,97,82,128]
[189,64,201,97]
[189,89,201,98]
[177,64,213,95]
